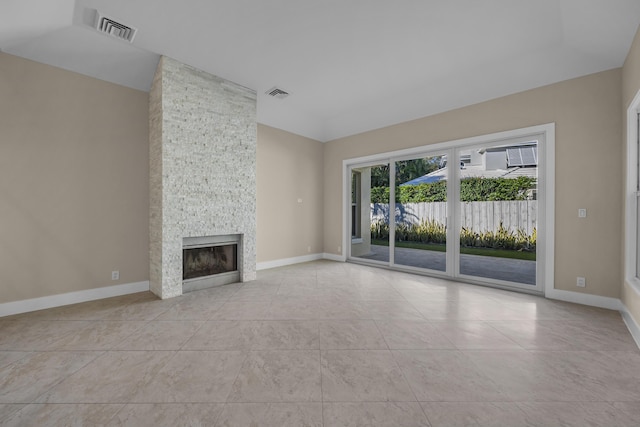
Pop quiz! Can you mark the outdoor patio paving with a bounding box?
[357,245,536,286]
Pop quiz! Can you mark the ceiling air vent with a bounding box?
[94,11,137,43]
[265,87,290,99]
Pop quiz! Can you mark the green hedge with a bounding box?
[370,176,535,203]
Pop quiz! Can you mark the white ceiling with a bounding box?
[2,0,639,142]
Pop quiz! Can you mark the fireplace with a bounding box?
[182,234,242,293]
[149,57,257,299]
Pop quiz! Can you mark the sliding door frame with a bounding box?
[342,123,555,296]
[453,135,547,293]
[390,149,455,277]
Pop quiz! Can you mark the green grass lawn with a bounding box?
[371,239,536,261]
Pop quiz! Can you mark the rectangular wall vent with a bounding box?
[94,12,137,43]
[265,87,290,99]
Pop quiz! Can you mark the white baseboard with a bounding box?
[323,252,346,262]
[545,288,622,311]
[621,304,640,349]
[256,253,325,270]
[256,253,348,271]
[0,281,150,318]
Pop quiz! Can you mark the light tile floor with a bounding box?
[1,260,639,426]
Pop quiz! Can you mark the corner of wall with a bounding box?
[622,301,640,349]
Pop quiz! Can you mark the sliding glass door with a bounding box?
[346,127,547,294]
[393,155,448,272]
[456,141,538,288]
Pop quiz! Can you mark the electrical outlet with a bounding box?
[338,246,341,253]
[111,270,120,281]
[576,276,586,287]
[307,246,311,253]
[578,208,587,218]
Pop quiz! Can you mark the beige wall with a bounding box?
[0,53,325,305]
[0,53,149,304]
[324,69,623,298]
[256,124,324,263]
[622,25,640,323]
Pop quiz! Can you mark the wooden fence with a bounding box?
[372,201,537,234]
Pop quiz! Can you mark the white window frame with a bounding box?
[625,89,640,295]
[351,170,362,241]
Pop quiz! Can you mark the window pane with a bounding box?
[394,156,447,272]
[351,163,390,263]
[636,113,640,279]
[636,196,640,278]
[459,142,537,285]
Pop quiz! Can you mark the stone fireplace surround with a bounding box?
[149,56,257,299]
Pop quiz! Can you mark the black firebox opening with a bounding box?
[183,244,238,280]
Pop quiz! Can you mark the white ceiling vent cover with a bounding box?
[94,11,137,43]
[265,87,290,99]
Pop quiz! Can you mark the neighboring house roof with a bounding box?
[401,164,537,186]
[401,143,538,186]
[402,169,447,185]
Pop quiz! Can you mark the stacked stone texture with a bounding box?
[150,56,257,298]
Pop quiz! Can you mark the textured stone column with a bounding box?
[149,56,257,299]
